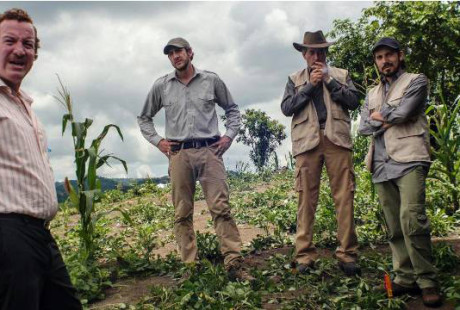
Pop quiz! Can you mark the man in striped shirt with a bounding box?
[0,8,81,309]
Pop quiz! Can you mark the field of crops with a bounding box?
[51,165,460,309]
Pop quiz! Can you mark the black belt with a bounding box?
[0,213,51,230]
[170,137,219,152]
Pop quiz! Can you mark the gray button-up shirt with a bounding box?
[358,70,430,183]
[138,67,241,146]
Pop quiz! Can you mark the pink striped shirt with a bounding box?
[0,80,58,220]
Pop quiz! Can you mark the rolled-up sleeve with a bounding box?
[326,74,360,111]
[214,76,241,140]
[281,77,316,116]
[358,94,380,136]
[380,74,428,124]
[137,80,164,146]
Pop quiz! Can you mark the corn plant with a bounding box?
[427,94,460,214]
[56,77,127,262]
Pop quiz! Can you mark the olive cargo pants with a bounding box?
[375,166,438,289]
[169,145,242,266]
[294,131,358,264]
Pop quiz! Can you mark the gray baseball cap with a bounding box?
[163,37,191,54]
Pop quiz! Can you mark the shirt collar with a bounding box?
[0,79,34,105]
[166,65,203,82]
[381,68,405,86]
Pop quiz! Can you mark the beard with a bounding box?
[174,58,190,71]
[381,62,400,77]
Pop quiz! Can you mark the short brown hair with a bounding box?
[0,8,40,59]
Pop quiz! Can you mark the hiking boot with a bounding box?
[227,262,255,283]
[376,281,421,296]
[295,261,315,274]
[422,287,442,307]
[338,261,361,277]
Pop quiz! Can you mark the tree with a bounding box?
[328,2,460,213]
[236,109,286,171]
[328,1,460,106]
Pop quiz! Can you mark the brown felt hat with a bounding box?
[293,30,335,52]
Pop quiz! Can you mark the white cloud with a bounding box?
[1,1,371,181]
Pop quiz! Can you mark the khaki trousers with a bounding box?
[294,131,358,264]
[169,145,242,266]
[375,166,438,288]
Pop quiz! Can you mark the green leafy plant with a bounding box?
[196,231,222,263]
[56,77,127,262]
[433,242,460,272]
[285,151,295,171]
[442,275,460,308]
[427,95,460,214]
[329,1,460,108]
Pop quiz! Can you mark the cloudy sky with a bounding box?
[2,1,371,181]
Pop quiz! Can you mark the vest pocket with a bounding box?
[331,110,350,122]
[291,113,309,142]
[386,96,403,107]
[407,203,430,236]
[292,112,308,126]
[331,110,351,145]
[391,120,425,139]
[295,167,314,192]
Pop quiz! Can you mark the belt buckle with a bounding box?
[193,140,201,149]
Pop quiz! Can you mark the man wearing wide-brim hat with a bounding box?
[281,30,360,276]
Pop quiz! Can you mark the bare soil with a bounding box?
[89,192,460,309]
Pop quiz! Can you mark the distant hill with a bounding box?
[55,176,169,203]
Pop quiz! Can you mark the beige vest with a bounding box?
[365,72,431,171]
[289,66,352,157]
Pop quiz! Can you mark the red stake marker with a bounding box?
[384,273,393,298]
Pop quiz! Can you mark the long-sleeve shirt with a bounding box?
[358,70,430,183]
[0,80,58,220]
[138,67,241,146]
[281,68,359,128]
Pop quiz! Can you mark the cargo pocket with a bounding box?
[408,203,430,236]
[349,168,356,192]
[295,167,312,192]
[295,168,302,192]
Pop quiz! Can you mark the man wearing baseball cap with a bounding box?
[138,37,253,282]
[358,37,441,307]
[281,30,360,276]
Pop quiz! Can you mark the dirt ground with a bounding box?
[89,197,460,309]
